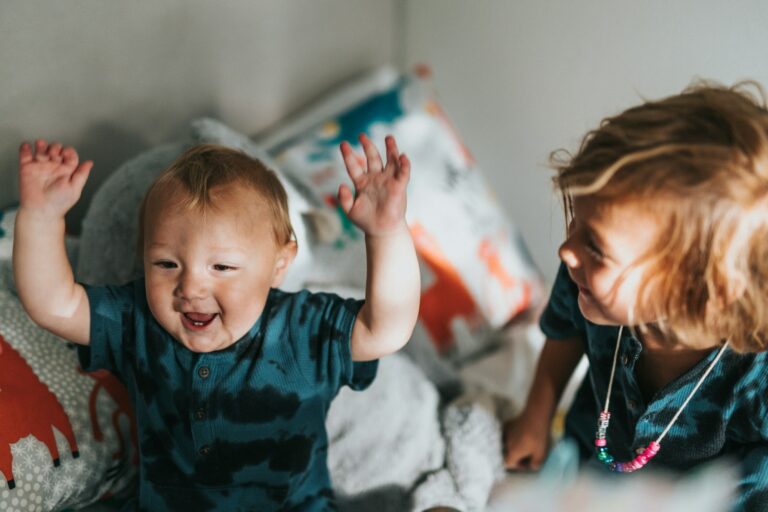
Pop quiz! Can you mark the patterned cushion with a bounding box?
[0,275,136,510]
[259,66,543,376]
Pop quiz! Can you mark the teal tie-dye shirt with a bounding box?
[541,263,768,512]
[78,280,377,511]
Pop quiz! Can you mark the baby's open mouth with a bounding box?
[182,312,218,329]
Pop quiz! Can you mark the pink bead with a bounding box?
[595,439,607,447]
[637,455,647,465]
[643,444,660,457]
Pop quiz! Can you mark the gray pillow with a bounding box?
[76,142,190,286]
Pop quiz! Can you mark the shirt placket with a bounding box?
[191,355,216,464]
[619,335,646,444]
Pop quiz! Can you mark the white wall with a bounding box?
[6,0,768,282]
[0,0,398,230]
[402,0,768,282]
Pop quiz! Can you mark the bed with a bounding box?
[0,65,549,511]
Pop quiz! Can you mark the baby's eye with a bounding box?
[153,260,177,269]
[213,264,237,272]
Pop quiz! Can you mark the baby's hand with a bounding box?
[18,140,92,218]
[338,134,410,237]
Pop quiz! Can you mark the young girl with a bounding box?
[504,82,768,511]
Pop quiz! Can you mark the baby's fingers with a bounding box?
[337,183,354,215]
[61,146,80,170]
[340,141,364,182]
[70,160,93,190]
[19,142,34,165]
[384,135,400,164]
[34,139,49,161]
[48,142,63,163]
[395,154,410,184]
[359,133,383,173]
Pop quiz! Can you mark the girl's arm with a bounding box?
[504,336,584,469]
[338,134,420,361]
[13,140,92,345]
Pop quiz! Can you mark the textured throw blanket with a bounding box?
[328,353,505,511]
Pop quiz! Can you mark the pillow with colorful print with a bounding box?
[0,274,137,511]
[258,66,544,378]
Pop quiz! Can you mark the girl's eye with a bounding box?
[213,264,236,272]
[153,261,177,269]
[585,239,604,260]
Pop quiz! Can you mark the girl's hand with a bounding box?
[503,414,552,471]
[338,134,410,237]
[18,140,92,218]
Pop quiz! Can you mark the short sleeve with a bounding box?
[539,262,586,340]
[288,291,378,393]
[77,282,138,379]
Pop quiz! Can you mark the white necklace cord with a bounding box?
[602,325,624,412]
[602,325,730,443]
[656,340,729,442]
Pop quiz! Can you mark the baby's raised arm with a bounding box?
[13,140,92,345]
[338,134,420,361]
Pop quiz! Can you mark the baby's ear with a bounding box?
[271,240,298,287]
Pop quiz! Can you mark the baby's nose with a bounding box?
[176,271,208,300]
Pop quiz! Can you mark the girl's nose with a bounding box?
[558,239,581,269]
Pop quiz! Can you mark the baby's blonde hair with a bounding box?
[552,81,768,352]
[139,144,295,251]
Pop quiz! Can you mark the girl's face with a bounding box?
[558,197,662,326]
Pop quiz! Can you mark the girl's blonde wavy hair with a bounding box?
[552,81,768,352]
[139,144,295,252]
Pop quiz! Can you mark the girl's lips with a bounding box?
[181,312,218,331]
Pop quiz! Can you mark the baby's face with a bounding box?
[558,197,660,327]
[143,186,294,353]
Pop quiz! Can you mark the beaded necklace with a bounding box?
[594,325,730,472]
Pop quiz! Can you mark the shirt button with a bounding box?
[199,445,211,456]
[198,366,210,379]
[621,354,630,366]
[194,408,207,420]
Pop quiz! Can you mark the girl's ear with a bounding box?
[271,241,298,287]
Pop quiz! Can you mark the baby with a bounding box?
[504,82,768,512]
[13,135,420,510]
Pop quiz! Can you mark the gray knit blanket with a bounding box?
[328,353,505,512]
